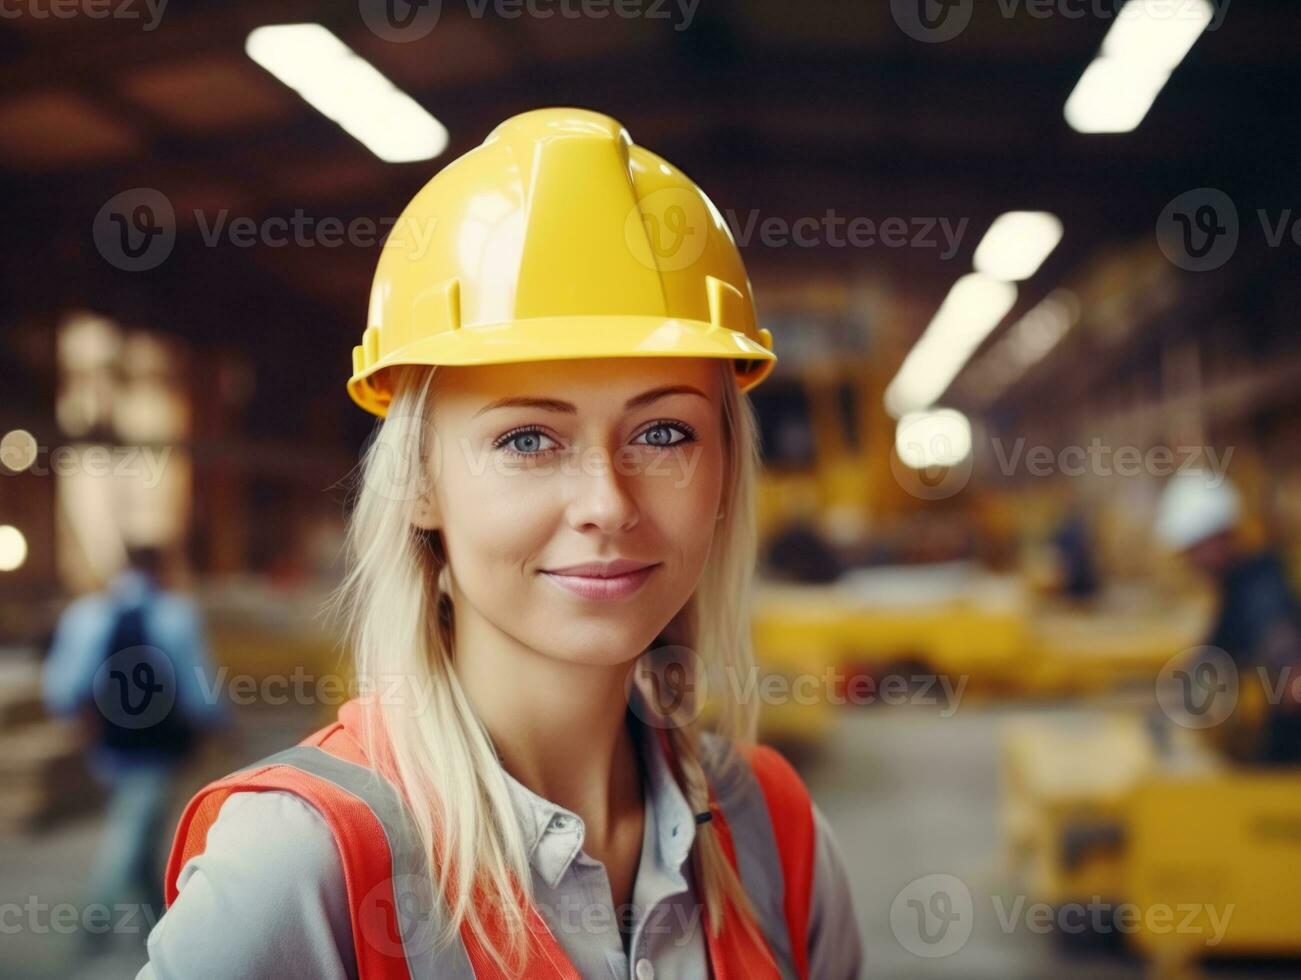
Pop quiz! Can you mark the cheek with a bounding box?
[635,445,725,563]
[436,460,558,579]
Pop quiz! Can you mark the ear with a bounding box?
[411,486,441,531]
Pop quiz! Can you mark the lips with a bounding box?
[540,559,660,601]
[543,559,656,578]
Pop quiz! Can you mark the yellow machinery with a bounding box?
[746,351,1214,744]
[754,568,1027,677]
[1127,772,1301,968]
[749,351,886,746]
[747,352,1023,744]
[752,354,891,547]
[751,563,1209,746]
[1002,692,1301,976]
[747,350,1062,742]
[1020,600,1211,696]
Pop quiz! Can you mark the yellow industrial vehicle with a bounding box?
[744,343,1020,743]
[745,322,887,746]
[744,338,1213,744]
[751,355,889,548]
[746,350,1039,743]
[1002,667,1301,977]
[1019,600,1211,696]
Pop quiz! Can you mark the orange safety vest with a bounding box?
[165,699,816,979]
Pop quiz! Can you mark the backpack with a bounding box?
[93,601,198,759]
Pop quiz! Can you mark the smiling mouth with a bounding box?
[539,560,661,601]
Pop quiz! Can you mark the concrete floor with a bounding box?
[805,705,1116,980]
[803,705,1301,980]
[3,702,1299,979]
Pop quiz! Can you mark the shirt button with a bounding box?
[635,958,654,980]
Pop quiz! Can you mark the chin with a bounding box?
[532,616,667,667]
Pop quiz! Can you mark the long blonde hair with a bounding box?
[327,360,765,972]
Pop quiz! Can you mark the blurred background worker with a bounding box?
[1156,471,1301,764]
[1050,506,1101,604]
[41,545,228,956]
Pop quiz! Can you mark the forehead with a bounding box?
[432,357,724,408]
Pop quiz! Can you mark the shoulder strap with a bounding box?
[164,712,575,980]
[164,723,476,979]
[700,737,815,980]
[739,745,815,980]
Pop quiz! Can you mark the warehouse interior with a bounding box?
[3,1,1301,977]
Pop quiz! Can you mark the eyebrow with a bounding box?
[473,385,709,418]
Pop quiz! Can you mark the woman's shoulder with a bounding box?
[142,790,356,980]
[181,789,345,883]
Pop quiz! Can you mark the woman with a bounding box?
[140,108,862,979]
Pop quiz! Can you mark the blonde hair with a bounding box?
[327,360,766,972]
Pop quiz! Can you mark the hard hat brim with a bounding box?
[347,315,776,417]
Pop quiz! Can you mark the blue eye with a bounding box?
[634,423,693,447]
[497,429,557,454]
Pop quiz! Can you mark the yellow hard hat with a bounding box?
[348,107,775,417]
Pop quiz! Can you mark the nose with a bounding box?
[565,450,639,534]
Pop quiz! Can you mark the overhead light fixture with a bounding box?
[1064,58,1169,134]
[246,24,448,163]
[1064,0,1214,134]
[973,211,1063,281]
[1,430,38,473]
[895,409,973,470]
[1103,0,1215,69]
[884,273,1018,417]
[0,525,27,572]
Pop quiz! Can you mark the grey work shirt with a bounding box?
[139,727,862,979]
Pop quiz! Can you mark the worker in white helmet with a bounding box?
[1156,469,1301,762]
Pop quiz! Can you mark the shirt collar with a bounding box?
[499,713,697,889]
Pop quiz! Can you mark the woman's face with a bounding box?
[416,357,726,667]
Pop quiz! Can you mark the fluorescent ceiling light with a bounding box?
[973,211,1063,281]
[1103,0,1214,70]
[895,409,972,470]
[884,273,1018,417]
[1065,57,1169,133]
[246,24,448,163]
[1065,0,1212,134]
